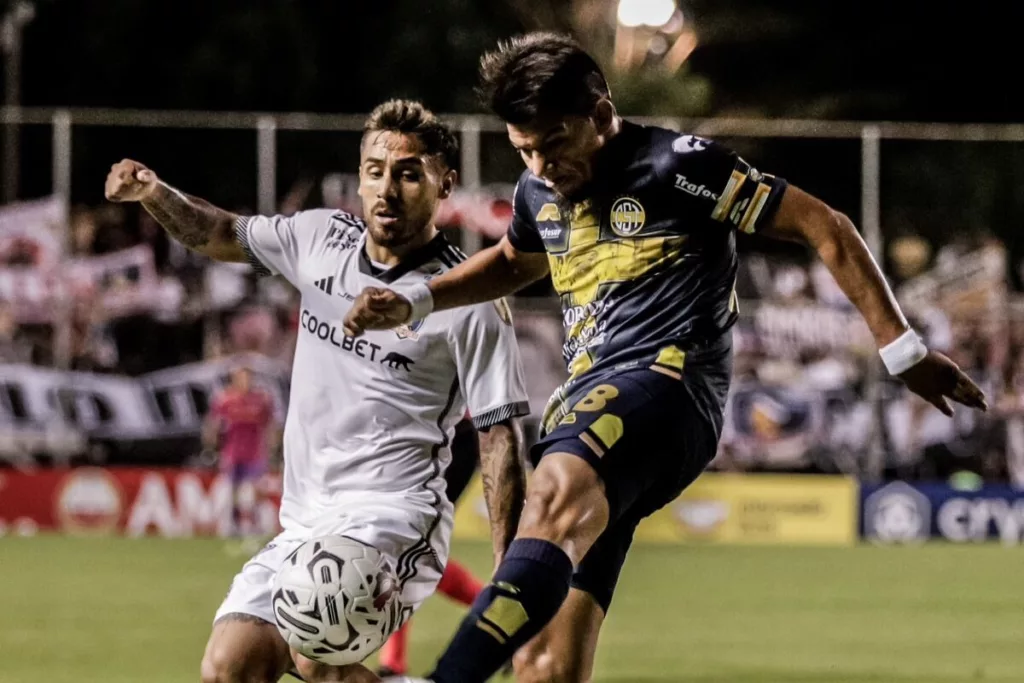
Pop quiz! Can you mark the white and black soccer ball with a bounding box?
[271,536,402,665]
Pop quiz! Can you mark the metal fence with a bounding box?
[5,104,1024,256]
[3,106,1024,481]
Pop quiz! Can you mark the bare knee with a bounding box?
[201,617,287,683]
[514,647,588,683]
[292,657,378,683]
[200,645,274,683]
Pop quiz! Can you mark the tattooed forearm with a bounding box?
[141,183,244,262]
[478,420,526,563]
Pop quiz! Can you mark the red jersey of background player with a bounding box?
[208,366,274,473]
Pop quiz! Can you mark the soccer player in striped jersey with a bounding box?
[105,99,530,683]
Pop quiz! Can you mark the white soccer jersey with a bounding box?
[234,209,530,538]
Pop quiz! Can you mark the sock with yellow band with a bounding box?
[428,538,573,683]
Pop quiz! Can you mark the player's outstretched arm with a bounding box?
[430,236,550,312]
[343,236,548,335]
[761,185,988,416]
[104,159,245,263]
[477,418,527,568]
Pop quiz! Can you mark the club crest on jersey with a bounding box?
[394,319,424,341]
[610,197,646,236]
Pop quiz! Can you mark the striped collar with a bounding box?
[358,232,458,284]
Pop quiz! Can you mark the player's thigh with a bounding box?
[549,369,717,513]
[518,451,611,565]
[290,653,380,683]
[513,588,605,683]
[204,536,298,682]
[201,614,292,683]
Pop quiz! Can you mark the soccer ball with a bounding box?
[271,535,402,665]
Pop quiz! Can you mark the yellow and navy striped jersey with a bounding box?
[507,121,787,397]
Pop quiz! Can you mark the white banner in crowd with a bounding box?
[66,244,160,319]
[0,196,70,323]
[0,243,161,324]
[748,303,875,357]
[0,354,289,459]
[0,195,67,267]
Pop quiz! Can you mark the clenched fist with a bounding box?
[104,159,159,203]
[343,287,413,337]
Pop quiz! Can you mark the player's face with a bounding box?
[507,116,604,198]
[359,131,456,249]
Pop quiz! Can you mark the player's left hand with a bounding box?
[898,350,988,416]
[343,287,412,337]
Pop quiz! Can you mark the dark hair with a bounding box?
[477,32,610,125]
[363,99,459,170]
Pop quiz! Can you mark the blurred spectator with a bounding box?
[0,300,33,364]
[204,365,280,538]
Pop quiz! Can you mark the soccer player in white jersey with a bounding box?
[104,100,530,683]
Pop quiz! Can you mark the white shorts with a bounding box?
[214,497,453,626]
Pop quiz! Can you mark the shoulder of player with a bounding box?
[285,208,366,237]
[513,169,555,222]
[647,127,732,176]
[428,238,468,273]
[445,297,514,339]
[635,128,744,207]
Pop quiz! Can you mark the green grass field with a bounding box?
[1,538,1021,682]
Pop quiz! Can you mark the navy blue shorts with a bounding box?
[530,366,723,612]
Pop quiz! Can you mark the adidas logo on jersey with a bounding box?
[314,276,335,295]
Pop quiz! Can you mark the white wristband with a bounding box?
[405,282,434,323]
[879,328,928,375]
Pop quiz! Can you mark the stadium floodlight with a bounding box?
[617,0,677,29]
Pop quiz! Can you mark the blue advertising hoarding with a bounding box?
[861,481,1024,544]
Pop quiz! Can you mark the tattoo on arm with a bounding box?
[478,420,526,561]
[141,183,243,261]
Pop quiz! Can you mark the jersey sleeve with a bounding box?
[233,209,336,283]
[662,134,788,235]
[504,174,546,253]
[449,299,531,431]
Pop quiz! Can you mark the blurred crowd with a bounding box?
[0,199,300,374]
[2,176,1024,486]
[718,232,1024,486]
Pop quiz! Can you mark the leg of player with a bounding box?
[377,621,410,675]
[436,558,484,606]
[426,452,609,683]
[291,653,381,682]
[513,588,604,683]
[200,614,293,683]
[377,560,483,676]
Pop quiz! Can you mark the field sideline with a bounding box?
[0,537,1021,682]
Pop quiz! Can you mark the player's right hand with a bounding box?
[104,159,159,203]
[899,349,988,417]
[343,287,412,337]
